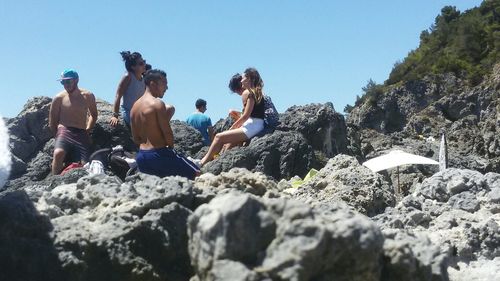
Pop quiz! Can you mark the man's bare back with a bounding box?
[131,69,199,179]
[130,74,175,150]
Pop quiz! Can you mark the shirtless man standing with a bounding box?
[49,69,98,175]
[130,69,199,179]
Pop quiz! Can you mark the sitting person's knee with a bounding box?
[214,133,222,142]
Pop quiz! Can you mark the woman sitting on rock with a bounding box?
[200,67,265,166]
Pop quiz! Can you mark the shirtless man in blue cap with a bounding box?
[130,69,200,179]
[48,69,98,175]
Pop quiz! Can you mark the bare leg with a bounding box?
[52,148,66,175]
[221,141,243,153]
[201,129,248,165]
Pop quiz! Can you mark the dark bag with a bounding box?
[89,146,136,180]
[264,95,279,129]
[256,95,279,137]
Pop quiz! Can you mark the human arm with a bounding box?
[208,126,215,143]
[231,90,254,129]
[156,101,175,148]
[84,92,98,133]
[48,95,62,136]
[207,117,215,143]
[110,75,131,126]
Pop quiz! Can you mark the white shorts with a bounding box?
[241,118,264,139]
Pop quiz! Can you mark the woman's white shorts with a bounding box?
[241,118,264,139]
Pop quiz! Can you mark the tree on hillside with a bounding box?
[386,2,500,87]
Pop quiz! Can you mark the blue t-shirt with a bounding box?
[186,112,212,145]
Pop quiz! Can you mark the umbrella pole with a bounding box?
[397,166,400,196]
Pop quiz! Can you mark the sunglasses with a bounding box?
[136,60,146,66]
[60,79,74,85]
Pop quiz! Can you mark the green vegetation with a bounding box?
[387,1,500,86]
[344,1,500,114]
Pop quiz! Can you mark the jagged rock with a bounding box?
[448,257,500,281]
[194,168,280,197]
[6,97,52,180]
[8,154,25,180]
[90,99,137,152]
[171,120,205,156]
[202,130,319,180]
[7,96,53,161]
[374,168,500,263]
[381,229,449,281]
[348,74,461,134]
[278,102,348,157]
[33,173,197,281]
[213,116,233,134]
[0,190,66,281]
[348,71,500,176]
[188,192,384,281]
[293,154,395,216]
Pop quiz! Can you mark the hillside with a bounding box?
[388,0,500,86]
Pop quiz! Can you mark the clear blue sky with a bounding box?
[0,0,483,122]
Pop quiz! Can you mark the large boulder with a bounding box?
[293,154,395,216]
[188,192,385,281]
[0,191,65,281]
[347,70,500,175]
[202,130,320,180]
[374,169,500,264]
[381,228,449,281]
[171,120,205,157]
[7,96,52,178]
[90,99,136,152]
[278,102,348,157]
[32,173,197,281]
[347,75,461,134]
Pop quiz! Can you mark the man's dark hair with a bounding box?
[228,73,243,93]
[144,69,167,86]
[195,99,207,109]
[120,51,143,72]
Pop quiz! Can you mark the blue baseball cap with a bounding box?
[57,69,79,81]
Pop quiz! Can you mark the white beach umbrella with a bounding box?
[362,150,438,193]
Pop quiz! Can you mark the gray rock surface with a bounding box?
[381,229,449,281]
[293,154,395,216]
[202,130,320,180]
[374,169,500,264]
[0,190,65,281]
[278,102,348,157]
[31,173,197,281]
[188,192,385,281]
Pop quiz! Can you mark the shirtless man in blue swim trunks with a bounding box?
[130,69,200,179]
[49,69,98,175]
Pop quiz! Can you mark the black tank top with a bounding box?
[245,93,265,119]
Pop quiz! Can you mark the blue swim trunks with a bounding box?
[136,147,200,180]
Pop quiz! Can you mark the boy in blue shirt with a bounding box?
[186,99,214,146]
